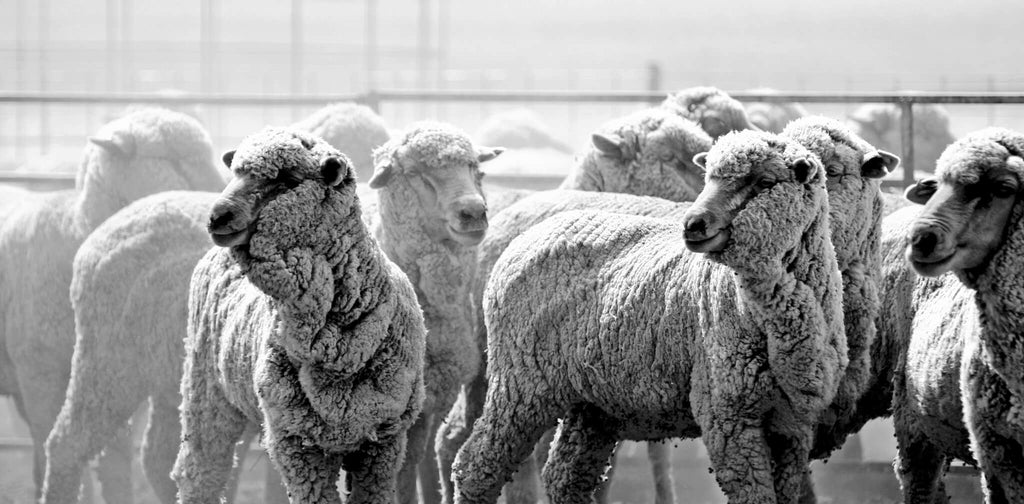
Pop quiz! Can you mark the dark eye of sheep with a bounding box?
[273,171,304,189]
[754,178,775,191]
[991,180,1018,199]
[701,117,727,137]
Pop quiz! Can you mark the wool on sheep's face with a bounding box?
[681,130,825,276]
[206,128,353,250]
[906,138,1023,282]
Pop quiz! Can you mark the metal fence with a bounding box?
[3,89,1024,192]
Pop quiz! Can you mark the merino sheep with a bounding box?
[453,130,847,504]
[847,103,957,174]
[660,86,761,139]
[745,93,809,134]
[366,121,503,504]
[897,127,1024,503]
[174,127,425,504]
[475,108,573,153]
[0,108,224,501]
[291,102,391,183]
[40,190,258,504]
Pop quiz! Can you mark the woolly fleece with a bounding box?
[174,127,425,504]
[0,107,223,501]
[453,130,846,504]
[660,86,760,139]
[292,102,390,184]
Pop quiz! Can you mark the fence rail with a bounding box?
[3,89,1024,191]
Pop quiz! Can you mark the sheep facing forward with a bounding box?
[454,130,847,504]
[897,127,1024,503]
[366,121,503,504]
[0,108,224,502]
[174,128,425,504]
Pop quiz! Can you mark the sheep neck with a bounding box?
[972,203,1024,400]
[74,164,128,234]
[376,179,476,319]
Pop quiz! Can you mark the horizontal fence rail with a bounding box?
[3,89,1024,192]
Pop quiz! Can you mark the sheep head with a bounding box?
[661,86,761,139]
[906,127,1024,286]
[582,108,711,202]
[207,127,354,253]
[369,121,502,247]
[682,130,827,277]
[782,116,899,269]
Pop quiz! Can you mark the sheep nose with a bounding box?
[911,228,940,257]
[683,210,716,241]
[451,197,488,231]
[208,202,239,233]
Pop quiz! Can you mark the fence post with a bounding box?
[646,61,662,105]
[899,100,915,187]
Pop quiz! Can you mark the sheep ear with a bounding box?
[89,133,134,158]
[905,178,938,205]
[320,156,351,187]
[222,150,236,168]
[692,152,708,169]
[368,158,396,189]
[792,157,818,184]
[477,147,505,163]
[592,133,625,159]
[861,150,900,179]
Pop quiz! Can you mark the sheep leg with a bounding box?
[15,359,69,498]
[701,419,776,504]
[422,389,458,504]
[541,404,619,504]
[398,410,432,504]
[646,441,676,504]
[765,429,812,504]
[452,377,561,504]
[93,424,134,504]
[437,373,488,504]
[173,383,248,504]
[42,371,146,504]
[342,434,407,504]
[266,434,345,504]
[893,426,949,504]
[141,391,184,504]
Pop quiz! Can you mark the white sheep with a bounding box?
[0,107,225,502]
[453,130,847,504]
[661,86,761,139]
[174,127,426,504]
[291,102,391,184]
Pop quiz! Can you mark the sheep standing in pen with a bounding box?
[366,122,503,504]
[453,130,847,504]
[436,110,713,504]
[660,86,762,139]
[292,102,391,183]
[894,127,1024,503]
[174,127,425,504]
[0,108,224,503]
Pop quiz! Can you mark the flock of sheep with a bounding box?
[0,86,1019,504]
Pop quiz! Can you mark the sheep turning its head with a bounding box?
[207,127,354,253]
[370,121,503,246]
[661,86,760,139]
[905,127,1024,285]
[682,130,827,276]
[583,107,712,201]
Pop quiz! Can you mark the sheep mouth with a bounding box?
[448,225,487,246]
[684,228,731,253]
[908,249,956,277]
[210,227,253,248]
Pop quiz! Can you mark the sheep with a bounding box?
[40,190,259,504]
[453,130,847,504]
[475,108,573,153]
[437,110,713,504]
[897,127,1024,503]
[847,103,957,174]
[291,102,391,184]
[744,89,808,134]
[660,86,761,139]
[366,121,503,504]
[0,107,225,501]
[173,127,425,504]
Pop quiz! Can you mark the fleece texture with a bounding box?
[452,130,846,504]
[895,127,1024,503]
[173,127,425,504]
[847,103,956,174]
[660,86,760,139]
[40,190,253,504]
[292,102,391,184]
[370,121,498,504]
[0,107,223,502]
[746,100,808,134]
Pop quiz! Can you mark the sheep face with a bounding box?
[662,87,760,139]
[682,131,824,274]
[370,125,503,246]
[589,114,711,201]
[85,108,224,199]
[906,136,1023,281]
[207,128,353,250]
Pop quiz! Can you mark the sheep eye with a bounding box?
[992,182,1018,198]
[754,178,774,191]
